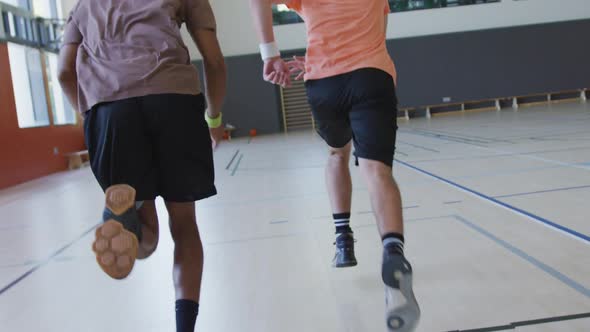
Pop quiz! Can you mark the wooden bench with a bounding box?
[66,150,90,170]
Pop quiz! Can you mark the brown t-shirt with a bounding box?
[62,0,216,112]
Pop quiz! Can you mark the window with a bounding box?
[31,0,62,19]
[389,0,500,12]
[2,0,62,18]
[46,53,76,125]
[7,42,51,128]
[2,0,30,10]
[272,4,302,25]
[272,0,501,26]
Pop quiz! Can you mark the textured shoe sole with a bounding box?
[383,257,420,332]
[93,220,138,279]
[333,260,358,268]
[93,185,138,280]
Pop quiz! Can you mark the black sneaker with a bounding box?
[332,233,358,268]
[382,246,420,332]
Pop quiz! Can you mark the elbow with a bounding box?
[207,57,226,70]
[57,69,76,85]
[205,58,227,75]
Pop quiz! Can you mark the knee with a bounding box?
[328,147,351,166]
[360,159,393,181]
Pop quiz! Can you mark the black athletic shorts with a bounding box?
[84,93,216,202]
[305,68,398,167]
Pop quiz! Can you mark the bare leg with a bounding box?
[165,201,203,302]
[358,158,403,236]
[325,142,353,214]
[136,200,159,259]
[358,158,420,331]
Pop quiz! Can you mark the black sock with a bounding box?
[382,233,404,254]
[333,212,352,234]
[176,299,199,332]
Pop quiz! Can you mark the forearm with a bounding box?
[203,60,226,117]
[59,73,79,113]
[249,0,276,43]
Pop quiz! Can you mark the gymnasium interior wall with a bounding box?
[58,0,590,137]
[0,43,86,189]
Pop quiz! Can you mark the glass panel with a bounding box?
[7,43,51,128]
[272,0,501,26]
[31,0,53,18]
[46,53,76,125]
[26,47,50,125]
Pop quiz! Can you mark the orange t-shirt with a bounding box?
[286,0,395,81]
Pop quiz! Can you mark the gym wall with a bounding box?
[188,0,590,136]
[0,43,86,189]
[194,18,590,136]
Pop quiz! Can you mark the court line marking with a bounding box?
[447,312,590,332]
[402,128,590,171]
[206,232,304,246]
[356,206,419,216]
[454,215,590,298]
[0,223,99,297]
[493,184,590,199]
[270,220,289,224]
[225,149,240,170]
[399,128,492,146]
[396,150,409,157]
[406,146,590,164]
[395,159,590,244]
[231,154,243,176]
[354,213,589,299]
[397,140,440,153]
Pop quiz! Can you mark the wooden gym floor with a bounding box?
[0,101,589,332]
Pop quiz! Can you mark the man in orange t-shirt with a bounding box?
[249,1,420,331]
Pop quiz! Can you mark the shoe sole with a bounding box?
[383,257,420,332]
[334,260,358,268]
[92,185,138,280]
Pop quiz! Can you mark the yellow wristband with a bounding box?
[205,112,222,128]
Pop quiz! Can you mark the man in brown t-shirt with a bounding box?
[57,1,226,331]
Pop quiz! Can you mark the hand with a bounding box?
[263,56,291,88]
[209,126,224,150]
[206,109,224,150]
[286,56,306,81]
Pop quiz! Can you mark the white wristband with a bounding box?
[259,41,280,60]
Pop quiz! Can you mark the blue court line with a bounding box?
[405,145,590,164]
[225,149,240,170]
[356,214,454,228]
[397,140,440,153]
[0,261,37,269]
[493,185,590,199]
[356,206,420,216]
[453,215,590,298]
[206,232,304,246]
[400,128,493,145]
[270,220,289,224]
[230,154,243,176]
[0,222,99,297]
[396,150,409,157]
[387,214,590,299]
[448,312,590,332]
[443,200,463,205]
[395,159,590,244]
